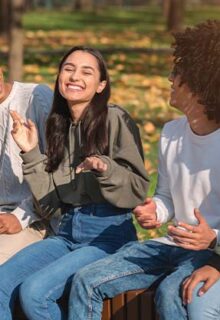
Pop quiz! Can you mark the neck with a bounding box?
[68,101,88,122]
[186,105,220,135]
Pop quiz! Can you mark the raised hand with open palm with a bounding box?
[10,110,39,153]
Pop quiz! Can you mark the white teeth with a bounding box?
[67,84,83,91]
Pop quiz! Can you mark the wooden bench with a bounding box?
[14,288,158,320]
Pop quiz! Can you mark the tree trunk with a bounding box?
[8,0,25,81]
[162,0,171,18]
[72,0,94,11]
[0,0,10,37]
[72,0,80,10]
[167,0,186,32]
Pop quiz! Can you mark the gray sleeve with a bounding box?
[93,113,149,208]
[21,146,61,218]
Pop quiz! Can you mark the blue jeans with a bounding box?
[0,203,136,320]
[187,280,220,320]
[69,240,213,320]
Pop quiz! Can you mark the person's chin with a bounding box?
[169,99,175,107]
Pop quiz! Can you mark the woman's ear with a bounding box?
[96,80,107,94]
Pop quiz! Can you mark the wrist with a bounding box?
[209,232,217,249]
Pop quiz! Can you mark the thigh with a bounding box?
[0,237,70,293]
[155,263,194,303]
[21,245,113,300]
[0,227,44,265]
[187,281,220,320]
[155,248,213,301]
[72,240,171,299]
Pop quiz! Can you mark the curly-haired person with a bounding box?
[66,20,220,320]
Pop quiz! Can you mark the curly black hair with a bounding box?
[172,20,220,122]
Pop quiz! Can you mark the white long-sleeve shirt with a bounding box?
[153,116,220,246]
[0,81,56,230]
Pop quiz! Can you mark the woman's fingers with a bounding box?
[10,110,38,152]
[10,110,25,125]
[76,156,107,174]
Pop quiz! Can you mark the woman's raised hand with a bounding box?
[10,110,39,153]
[76,156,107,174]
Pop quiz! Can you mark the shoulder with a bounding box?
[107,104,138,128]
[30,83,53,102]
[32,83,53,95]
[14,81,53,99]
[162,116,187,138]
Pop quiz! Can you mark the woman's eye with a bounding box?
[65,68,74,72]
[83,71,92,75]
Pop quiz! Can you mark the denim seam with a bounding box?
[41,281,68,320]
[87,268,145,320]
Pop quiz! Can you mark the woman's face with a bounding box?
[58,50,106,106]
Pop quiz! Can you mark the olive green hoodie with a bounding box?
[21,104,149,218]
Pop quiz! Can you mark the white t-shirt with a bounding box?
[0,81,55,229]
[153,116,220,246]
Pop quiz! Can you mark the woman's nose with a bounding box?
[69,70,79,81]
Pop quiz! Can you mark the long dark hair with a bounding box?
[45,46,111,172]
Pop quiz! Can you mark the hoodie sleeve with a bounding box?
[93,106,149,208]
[21,145,62,218]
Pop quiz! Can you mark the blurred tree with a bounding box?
[72,0,82,10]
[8,0,25,81]
[72,0,94,11]
[162,0,170,17]
[0,0,10,37]
[111,0,123,5]
[165,0,186,32]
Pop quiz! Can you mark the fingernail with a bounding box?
[199,291,204,296]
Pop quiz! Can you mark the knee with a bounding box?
[20,277,43,310]
[187,282,211,320]
[72,268,94,294]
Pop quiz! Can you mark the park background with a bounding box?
[0,0,220,240]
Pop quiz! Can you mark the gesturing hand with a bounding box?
[182,265,220,304]
[10,110,38,152]
[168,208,216,250]
[76,156,107,174]
[133,197,161,229]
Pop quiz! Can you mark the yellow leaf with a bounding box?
[143,121,156,134]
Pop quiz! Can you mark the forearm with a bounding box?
[95,156,149,208]
[21,145,61,217]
